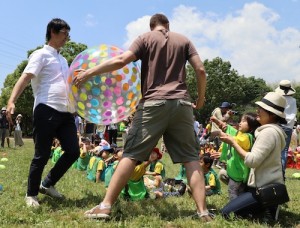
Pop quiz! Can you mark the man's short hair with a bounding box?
[150,13,169,30]
[46,18,70,42]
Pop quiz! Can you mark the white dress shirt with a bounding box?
[24,45,74,113]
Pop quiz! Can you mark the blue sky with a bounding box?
[0,0,300,91]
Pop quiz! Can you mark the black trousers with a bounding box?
[27,104,80,196]
[0,128,6,147]
[108,129,118,145]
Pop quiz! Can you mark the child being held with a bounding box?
[211,112,260,200]
[200,154,221,196]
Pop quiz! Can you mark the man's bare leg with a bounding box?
[184,161,208,213]
[102,157,136,206]
[84,157,137,217]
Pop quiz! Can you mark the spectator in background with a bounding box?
[211,102,233,149]
[119,120,128,146]
[84,121,95,142]
[193,115,202,137]
[96,125,105,139]
[275,80,297,178]
[107,123,118,146]
[14,114,24,147]
[0,107,10,148]
[74,113,83,134]
[293,125,300,147]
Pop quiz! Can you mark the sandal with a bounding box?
[197,210,215,222]
[84,203,111,219]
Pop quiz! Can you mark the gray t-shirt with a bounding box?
[129,29,198,101]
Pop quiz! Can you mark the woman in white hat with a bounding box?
[218,92,287,222]
[275,80,297,179]
[14,114,24,147]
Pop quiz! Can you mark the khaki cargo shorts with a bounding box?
[123,99,200,163]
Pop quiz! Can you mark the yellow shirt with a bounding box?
[79,148,87,158]
[88,157,105,171]
[130,163,147,181]
[208,172,216,188]
[234,131,251,151]
[154,162,164,175]
[96,159,105,172]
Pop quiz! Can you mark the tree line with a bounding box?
[1,42,299,136]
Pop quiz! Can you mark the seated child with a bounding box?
[86,145,113,183]
[104,148,123,188]
[145,148,165,186]
[50,138,58,158]
[51,139,63,164]
[76,138,92,171]
[121,148,159,201]
[174,163,187,184]
[145,148,186,199]
[200,154,221,196]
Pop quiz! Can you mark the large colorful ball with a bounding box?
[68,44,142,125]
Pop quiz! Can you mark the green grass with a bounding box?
[0,138,300,227]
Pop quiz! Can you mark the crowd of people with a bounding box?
[2,14,298,225]
[0,107,24,148]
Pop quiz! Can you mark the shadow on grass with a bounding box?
[277,207,300,227]
[40,190,105,209]
[105,198,219,221]
[39,193,218,221]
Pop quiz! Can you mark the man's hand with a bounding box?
[192,97,205,109]
[219,132,235,146]
[6,102,15,126]
[73,69,89,87]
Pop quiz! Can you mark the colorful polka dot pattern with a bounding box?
[68,44,141,125]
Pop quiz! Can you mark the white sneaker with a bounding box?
[25,195,40,207]
[39,183,64,199]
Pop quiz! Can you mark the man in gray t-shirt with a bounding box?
[75,13,212,222]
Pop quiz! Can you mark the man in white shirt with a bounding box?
[275,80,297,178]
[6,18,80,207]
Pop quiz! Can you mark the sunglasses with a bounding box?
[59,30,70,38]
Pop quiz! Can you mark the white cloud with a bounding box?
[123,3,300,83]
[123,15,150,48]
[84,14,98,27]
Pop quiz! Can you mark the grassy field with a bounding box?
[0,138,300,228]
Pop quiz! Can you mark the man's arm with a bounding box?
[74,50,137,87]
[7,73,34,125]
[188,55,206,109]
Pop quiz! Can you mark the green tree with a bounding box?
[186,57,270,124]
[0,41,87,136]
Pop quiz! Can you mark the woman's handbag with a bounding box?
[256,183,289,207]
